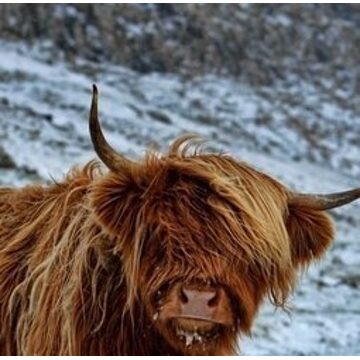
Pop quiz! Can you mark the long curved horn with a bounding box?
[89,84,134,172]
[289,188,360,210]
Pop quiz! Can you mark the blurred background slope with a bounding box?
[0,4,359,355]
[1,4,360,83]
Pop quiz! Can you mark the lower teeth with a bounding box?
[176,328,203,346]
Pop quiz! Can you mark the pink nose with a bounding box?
[158,282,233,328]
[178,286,220,321]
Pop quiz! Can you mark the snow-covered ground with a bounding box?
[0,40,359,355]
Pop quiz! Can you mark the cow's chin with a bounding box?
[160,318,235,355]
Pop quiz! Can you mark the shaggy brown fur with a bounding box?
[0,137,334,355]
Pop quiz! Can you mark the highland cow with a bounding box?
[0,85,359,355]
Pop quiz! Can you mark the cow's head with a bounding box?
[88,86,360,355]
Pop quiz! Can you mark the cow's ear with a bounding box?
[89,174,142,237]
[286,205,335,267]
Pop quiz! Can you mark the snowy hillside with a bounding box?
[0,40,359,355]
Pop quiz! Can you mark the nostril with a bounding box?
[207,291,219,307]
[179,287,189,304]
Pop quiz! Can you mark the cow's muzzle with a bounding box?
[158,282,233,334]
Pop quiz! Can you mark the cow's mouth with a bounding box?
[170,317,226,347]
